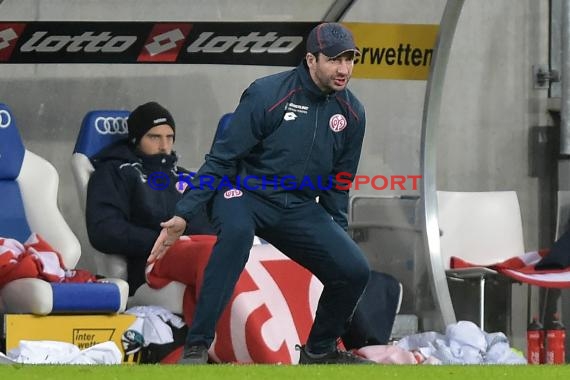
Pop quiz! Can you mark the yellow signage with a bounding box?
[5,314,138,363]
[344,23,439,80]
[73,328,116,349]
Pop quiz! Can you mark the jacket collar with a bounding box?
[135,149,179,172]
[297,60,339,100]
[90,139,179,172]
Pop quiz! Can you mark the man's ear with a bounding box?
[306,52,317,67]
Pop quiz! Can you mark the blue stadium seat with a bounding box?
[72,110,130,215]
[210,112,233,152]
[0,103,128,314]
[71,110,131,282]
[72,109,186,313]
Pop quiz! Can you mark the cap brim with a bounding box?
[331,48,361,58]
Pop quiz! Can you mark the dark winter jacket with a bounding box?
[86,140,214,294]
[175,61,366,230]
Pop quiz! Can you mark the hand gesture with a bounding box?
[148,216,187,263]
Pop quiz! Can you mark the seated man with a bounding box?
[86,101,215,295]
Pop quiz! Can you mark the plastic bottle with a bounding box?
[527,316,545,364]
[545,314,565,364]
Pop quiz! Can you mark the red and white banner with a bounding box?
[210,244,322,364]
[147,236,322,364]
[451,249,570,288]
[0,233,97,287]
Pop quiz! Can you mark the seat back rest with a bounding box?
[556,190,570,241]
[210,112,233,153]
[0,103,81,268]
[72,110,129,213]
[0,104,128,314]
[437,190,525,270]
[72,110,129,279]
[73,110,130,157]
[0,103,31,242]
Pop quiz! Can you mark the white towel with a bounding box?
[0,340,122,365]
[125,305,185,346]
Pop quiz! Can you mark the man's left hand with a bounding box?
[148,215,187,263]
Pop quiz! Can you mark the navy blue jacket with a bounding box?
[86,140,214,293]
[176,61,366,230]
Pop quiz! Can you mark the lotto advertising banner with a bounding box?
[0,21,315,65]
[0,21,438,79]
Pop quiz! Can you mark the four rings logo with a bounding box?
[94,116,128,135]
[0,110,11,129]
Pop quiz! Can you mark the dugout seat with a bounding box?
[72,109,191,312]
[210,112,233,152]
[437,190,525,331]
[555,190,570,241]
[71,110,131,281]
[0,103,128,314]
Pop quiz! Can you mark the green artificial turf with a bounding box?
[1,364,570,380]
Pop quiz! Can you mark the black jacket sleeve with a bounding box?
[174,81,267,222]
[86,163,159,258]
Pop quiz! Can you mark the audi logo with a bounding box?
[0,109,11,129]
[94,116,128,135]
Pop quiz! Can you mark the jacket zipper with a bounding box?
[290,103,320,207]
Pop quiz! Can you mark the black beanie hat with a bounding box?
[127,101,176,146]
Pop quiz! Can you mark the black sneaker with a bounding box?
[296,345,375,364]
[177,345,209,365]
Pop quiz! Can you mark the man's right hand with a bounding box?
[148,216,187,263]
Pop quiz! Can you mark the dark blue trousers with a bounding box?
[185,190,370,354]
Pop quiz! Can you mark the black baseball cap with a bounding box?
[306,22,360,58]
